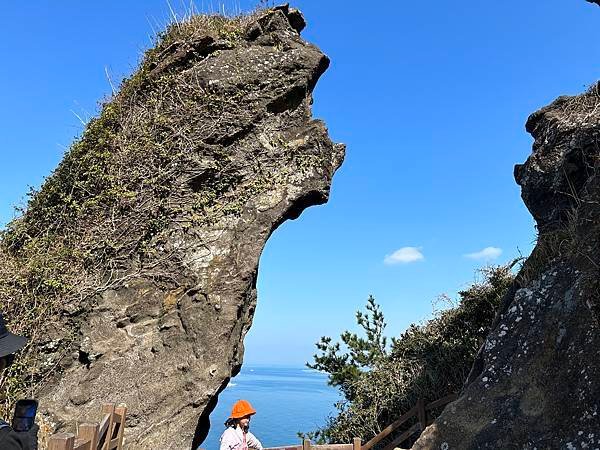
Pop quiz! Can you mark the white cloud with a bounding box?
[464,246,502,261]
[384,247,424,265]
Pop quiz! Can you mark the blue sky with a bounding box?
[1,1,599,366]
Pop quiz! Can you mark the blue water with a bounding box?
[202,366,341,449]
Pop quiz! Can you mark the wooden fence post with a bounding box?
[101,403,116,450]
[115,404,127,450]
[47,401,128,450]
[353,437,362,450]
[49,433,75,450]
[79,423,99,450]
[302,438,311,450]
[416,398,427,431]
[73,439,92,450]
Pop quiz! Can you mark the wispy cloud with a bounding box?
[464,246,502,261]
[384,247,424,265]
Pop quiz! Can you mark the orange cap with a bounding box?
[229,399,257,419]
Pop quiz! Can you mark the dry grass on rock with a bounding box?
[0,6,283,416]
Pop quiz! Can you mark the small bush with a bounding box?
[305,265,514,446]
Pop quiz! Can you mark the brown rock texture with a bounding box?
[0,5,343,450]
[413,83,600,449]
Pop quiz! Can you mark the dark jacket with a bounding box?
[0,420,37,450]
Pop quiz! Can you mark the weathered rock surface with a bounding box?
[413,83,600,448]
[0,6,343,450]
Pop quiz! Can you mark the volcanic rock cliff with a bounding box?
[0,6,343,449]
[413,83,600,447]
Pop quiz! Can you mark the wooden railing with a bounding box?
[265,438,362,450]
[258,393,457,450]
[48,403,127,450]
[199,440,362,450]
[362,394,458,450]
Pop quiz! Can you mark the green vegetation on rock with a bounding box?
[0,6,316,418]
[305,265,514,446]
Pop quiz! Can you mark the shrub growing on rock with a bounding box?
[306,265,514,445]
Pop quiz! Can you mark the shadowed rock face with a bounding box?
[413,83,600,448]
[5,7,343,450]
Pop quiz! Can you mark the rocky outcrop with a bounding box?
[413,82,600,448]
[0,5,343,450]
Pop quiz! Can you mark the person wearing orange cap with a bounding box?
[219,399,263,450]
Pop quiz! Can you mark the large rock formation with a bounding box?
[0,6,343,449]
[413,84,600,447]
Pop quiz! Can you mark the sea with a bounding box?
[201,366,341,449]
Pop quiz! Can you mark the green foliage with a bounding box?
[308,296,388,399]
[305,265,514,445]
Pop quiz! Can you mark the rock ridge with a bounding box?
[413,83,600,448]
[0,6,343,450]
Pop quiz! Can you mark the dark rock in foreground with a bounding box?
[0,6,343,450]
[413,83,600,448]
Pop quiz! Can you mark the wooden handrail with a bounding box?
[362,393,458,450]
[114,405,127,449]
[381,423,420,450]
[97,414,111,446]
[48,433,74,450]
[361,405,416,450]
[266,438,360,450]
[47,392,454,450]
[264,393,457,450]
[73,438,92,450]
[47,403,127,450]
[265,447,301,450]
[101,404,115,450]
